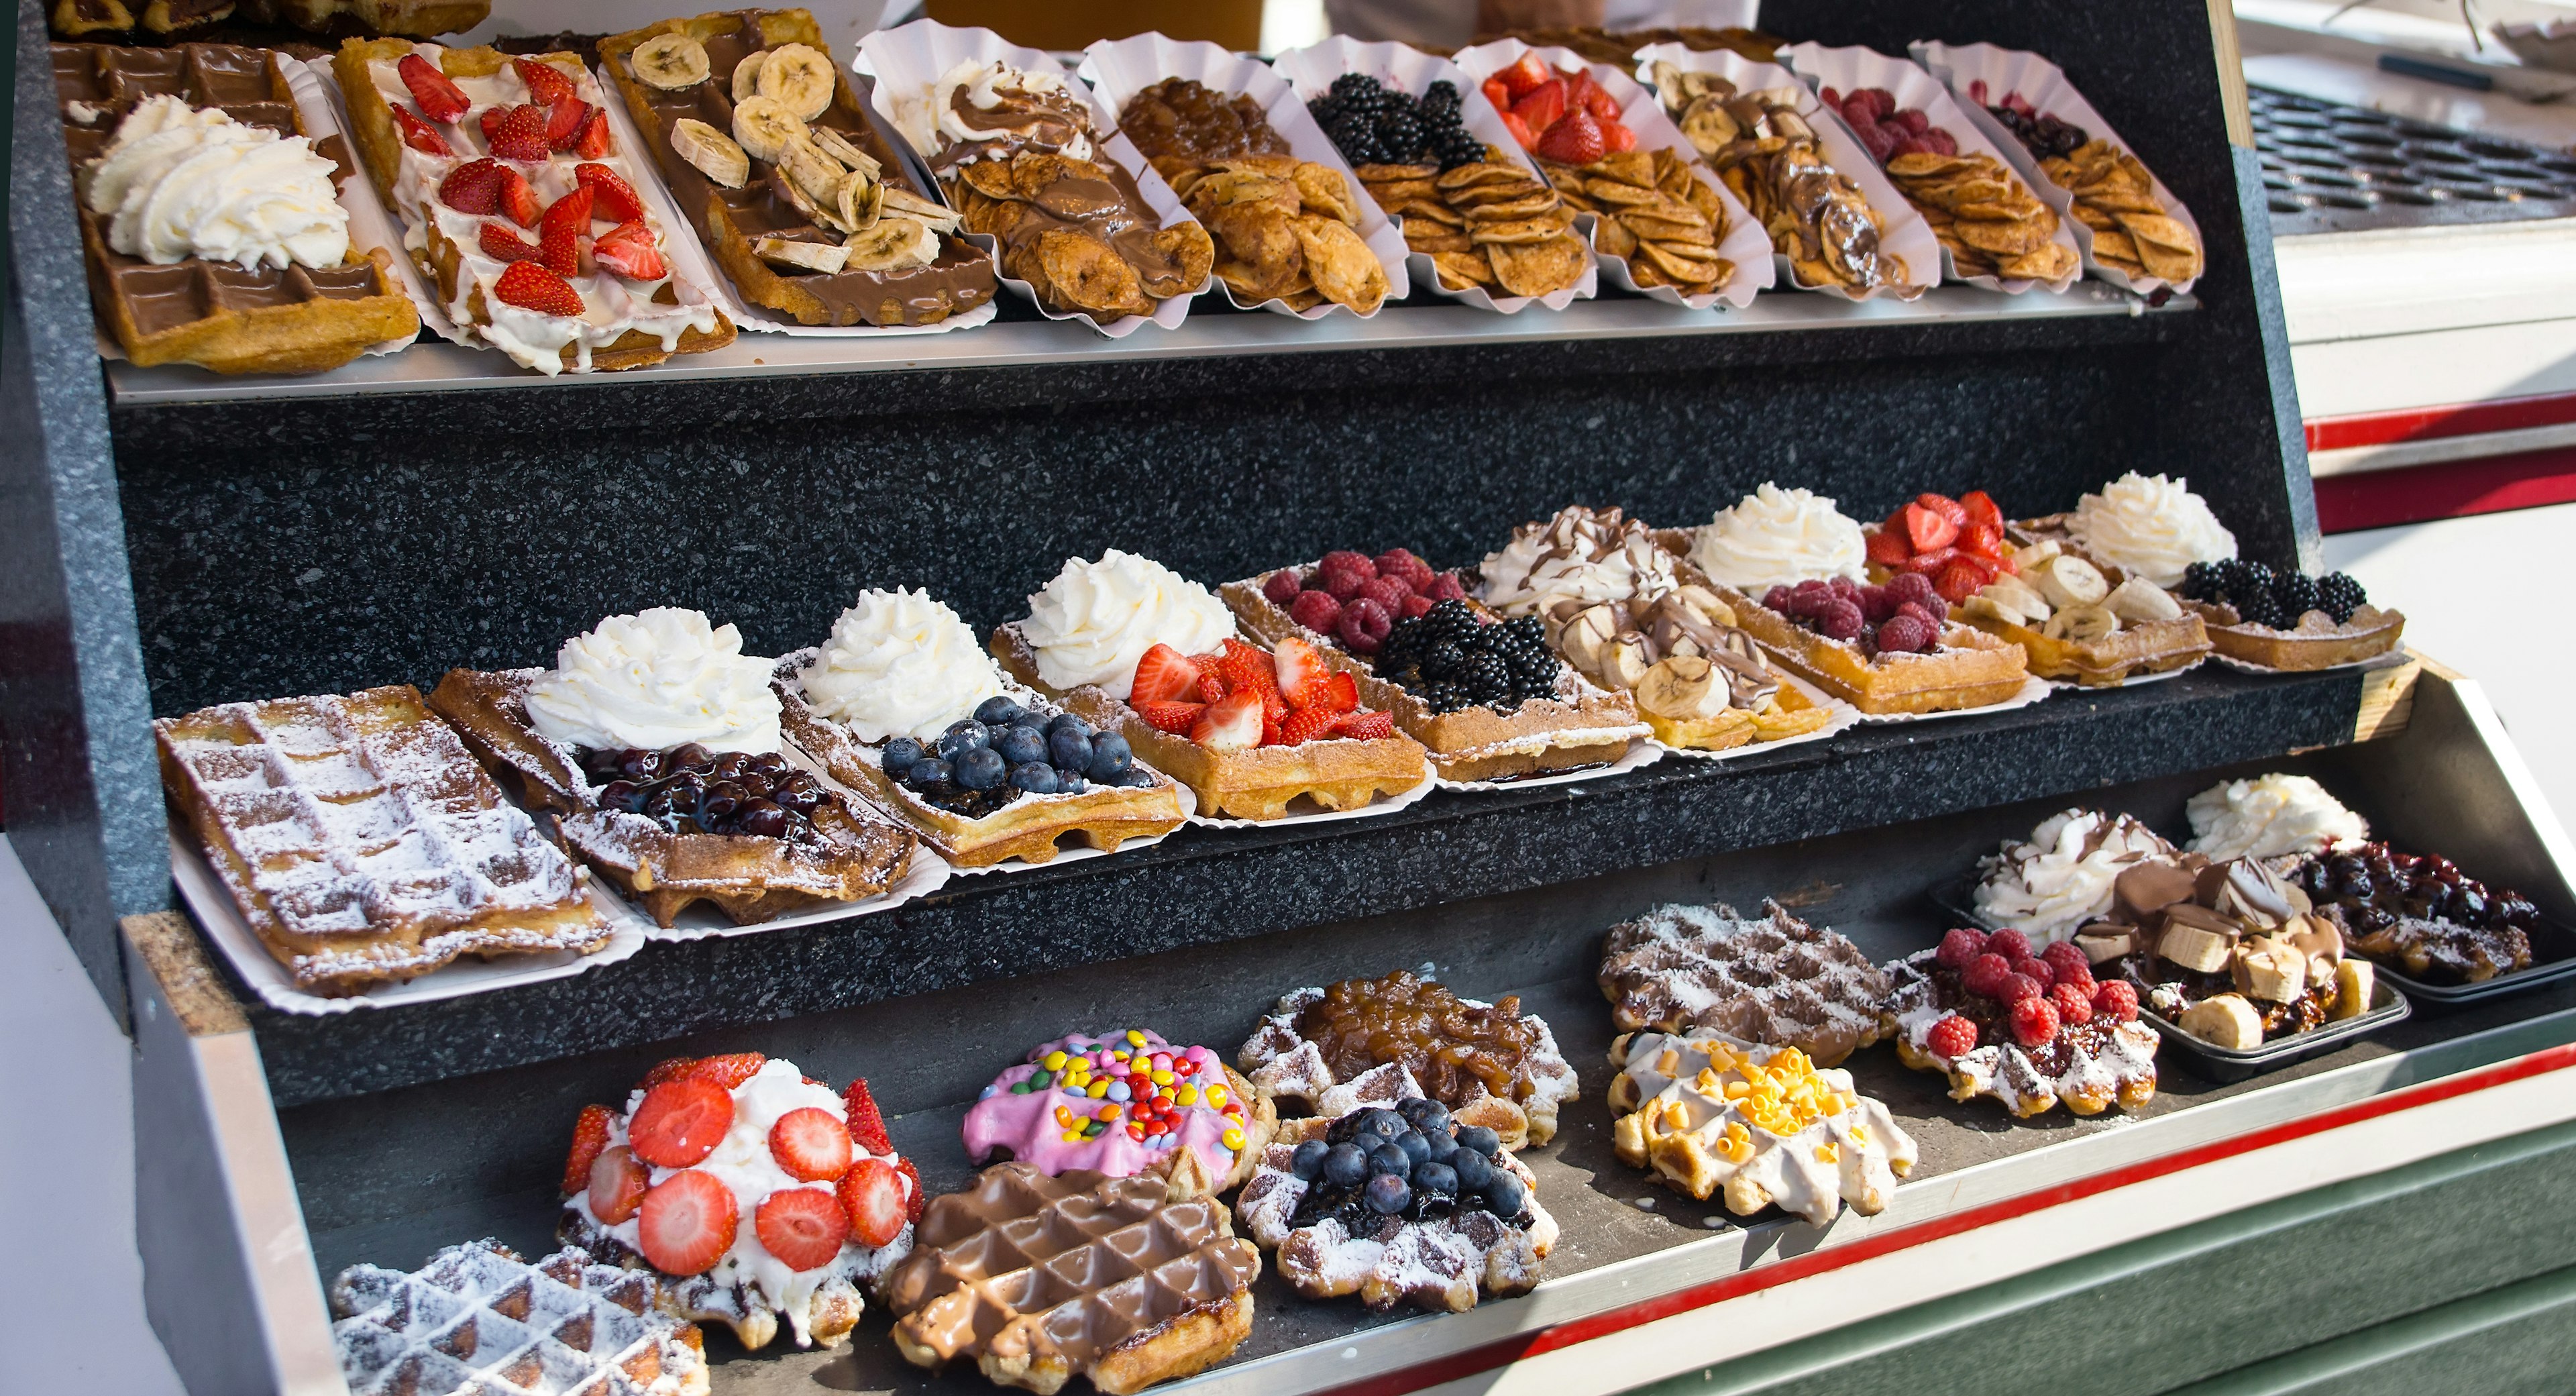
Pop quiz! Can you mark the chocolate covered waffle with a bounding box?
[330,1240,708,1396]
[1608,1029,1915,1225]
[1597,901,1891,1065]
[54,42,419,374]
[56,0,489,40]
[879,1163,1260,1395]
[599,10,995,327]
[1883,930,2160,1117]
[156,684,607,996]
[1238,971,1580,1148]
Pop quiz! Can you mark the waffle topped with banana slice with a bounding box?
[1608,1028,1915,1226]
[1953,532,2211,687]
[600,9,994,326]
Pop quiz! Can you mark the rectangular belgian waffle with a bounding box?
[53,42,421,374]
[773,651,1187,867]
[155,684,606,996]
[52,0,491,40]
[331,1240,708,1396]
[597,8,998,327]
[987,626,1431,821]
[1945,540,2210,686]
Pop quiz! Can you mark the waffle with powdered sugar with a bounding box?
[1597,900,1892,1065]
[330,1240,708,1396]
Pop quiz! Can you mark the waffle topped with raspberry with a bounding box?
[1882,928,2159,1119]
[2290,842,2540,985]
[1597,900,1892,1066]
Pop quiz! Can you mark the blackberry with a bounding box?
[1422,78,1460,114]
[2179,560,2220,603]
[2317,572,2367,623]
[1381,113,1424,162]
[1330,72,1379,102]
[2272,571,2319,625]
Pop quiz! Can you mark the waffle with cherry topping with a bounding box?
[2290,842,2540,985]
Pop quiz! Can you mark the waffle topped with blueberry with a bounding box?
[2171,557,2404,671]
[428,667,915,925]
[2291,842,2540,985]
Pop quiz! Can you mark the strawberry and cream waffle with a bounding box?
[964,1028,1277,1191]
[334,39,734,373]
[557,1053,921,1350]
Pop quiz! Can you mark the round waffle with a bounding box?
[1881,950,2159,1118]
[1597,900,1892,1065]
[1607,1028,1915,1226]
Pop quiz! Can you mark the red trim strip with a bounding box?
[2306,390,2576,452]
[1321,1043,2576,1396]
[2316,447,2576,533]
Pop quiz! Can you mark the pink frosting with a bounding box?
[962,1029,1246,1180]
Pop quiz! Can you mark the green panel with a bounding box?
[1621,1119,2576,1396]
[2163,1261,2576,1395]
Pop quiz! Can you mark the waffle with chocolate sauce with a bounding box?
[879,1163,1260,1395]
[1597,901,1892,1065]
[52,42,418,373]
[52,0,488,41]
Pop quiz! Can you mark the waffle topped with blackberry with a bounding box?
[2173,558,2403,672]
[2290,842,2540,985]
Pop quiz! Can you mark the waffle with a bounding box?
[54,0,490,39]
[335,38,736,373]
[879,1163,1261,1396]
[330,1240,708,1396]
[987,625,1430,821]
[428,667,916,924]
[156,684,607,996]
[1222,571,1649,782]
[1596,901,1893,1066]
[1237,972,1580,1148]
[1947,543,2210,687]
[964,1030,1277,1193]
[598,10,996,327]
[1234,1069,1556,1313]
[1882,951,2161,1118]
[53,43,419,374]
[1607,1029,1915,1227]
[775,652,1186,867]
[1707,581,2031,715]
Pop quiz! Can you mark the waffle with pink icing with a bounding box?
[964,1029,1277,1192]
[333,38,734,373]
[558,1053,920,1350]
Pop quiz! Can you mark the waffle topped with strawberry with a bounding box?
[1862,490,2015,606]
[1882,929,2160,1120]
[559,1053,921,1351]
[335,39,734,374]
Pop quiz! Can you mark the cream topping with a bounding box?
[2185,773,2369,862]
[80,95,350,270]
[1689,484,1868,589]
[1480,506,1680,616]
[527,608,782,754]
[1974,808,2179,945]
[799,589,1007,743]
[898,58,1095,164]
[1018,550,1236,699]
[2065,472,2238,588]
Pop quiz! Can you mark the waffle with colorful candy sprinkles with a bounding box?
[963,1029,1277,1192]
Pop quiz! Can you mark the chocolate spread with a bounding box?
[1118,77,1289,168]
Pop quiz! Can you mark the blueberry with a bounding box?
[995,725,1048,767]
[974,696,1026,728]
[1481,1173,1526,1218]
[1010,761,1059,795]
[1012,708,1052,733]
[1423,1128,1460,1163]
[1450,1146,1492,1192]
[1456,1126,1501,1158]
[1394,1130,1431,1167]
[954,747,1006,792]
[1361,1108,1407,1139]
[1368,1144,1409,1178]
[1401,1099,1451,1136]
[1291,1139,1331,1181]
[1048,727,1093,771]
[904,756,953,791]
[1048,712,1093,739]
[1055,769,1087,795]
[1411,1160,1457,1197]
[1122,769,1157,788]
[879,737,924,779]
[1322,1142,1369,1187]
[1086,732,1132,782]
[1364,1173,1411,1214]
[938,720,991,760]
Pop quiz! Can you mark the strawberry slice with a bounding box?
[837,1158,908,1248]
[392,103,451,156]
[1191,690,1263,751]
[1279,706,1340,746]
[1260,712,1284,747]
[637,1170,737,1275]
[682,1053,765,1089]
[627,1078,733,1168]
[1917,492,1970,528]
[398,52,469,123]
[1497,52,1550,97]
[575,163,645,221]
[562,1103,613,1196]
[574,106,612,159]
[1602,119,1638,153]
[1959,519,2005,562]
[1899,544,1960,576]
[1512,80,1566,136]
[1332,710,1394,740]
[1500,110,1537,151]
[1864,528,1911,568]
[1132,699,1204,735]
[586,1145,648,1224]
[514,56,578,107]
[639,1056,696,1089]
[756,1187,851,1271]
[545,95,591,151]
[539,185,593,276]
[437,158,504,214]
[1534,107,1605,165]
[1481,76,1513,113]
[1217,637,1287,721]
[1309,669,1358,715]
[1902,501,1960,552]
[592,219,665,280]
[895,1157,926,1222]
[1130,643,1203,704]
[496,166,541,227]
[841,1078,892,1156]
[1272,636,1328,704]
[486,103,550,162]
[1960,489,2004,533]
[1934,558,1990,606]
[770,1106,853,1182]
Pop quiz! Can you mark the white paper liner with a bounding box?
[2210,643,2414,678]
[938,778,1197,875]
[1436,734,1664,792]
[1911,41,2203,297]
[854,19,1207,339]
[1632,44,1939,302]
[1075,33,1411,318]
[1271,36,1600,315]
[1650,669,1863,760]
[1776,43,2081,295]
[1452,38,1772,310]
[592,839,953,943]
[280,57,432,356]
[586,60,995,339]
[1847,672,2054,724]
[2044,657,2202,692]
[1181,752,1438,828]
[169,827,647,1015]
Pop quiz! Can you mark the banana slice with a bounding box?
[2034,553,2110,610]
[810,125,881,178]
[1964,594,2029,629]
[2330,959,2375,1020]
[670,117,749,188]
[2042,605,2120,643]
[630,32,711,91]
[754,235,850,274]
[844,215,936,271]
[2178,995,2264,1051]
[2106,575,2182,623]
[780,137,847,211]
[1984,574,2051,622]
[757,42,836,123]
[731,95,808,164]
[881,185,961,232]
[731,52,765,103]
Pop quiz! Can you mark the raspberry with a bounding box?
[2093,980,2139,1022]
[2008,955,2054,990]
[1884,572,1937,606]
[1337,596,1393,655]
[2055,959,2096,998]
[1936,927,1987,970]
[2010,996,2059,1047]
[1817,600,1866,641]
[2049,982,2094,1026]
[1375,549,1436,592]
[1420,572,1467,602]
[1828,574,1862,599]
[1860,585,1898,623]
[1875,614,1935,653]
[1762,585,1793,612]
[1790,579,1833,612]
[1321,567,1368,600]
[1263,569,1305,606]
[1288,588,1342,635]
[2041,940,2088,977]
[1998,972,2042,1006]
[1318,550,1376,580]
[1400,592,1436,619]
[1960,951,2010,998]
[1925,1014,1979,1060]
[1356,576,1410,612]
[1986,928,2033,962]
[1896,601,1943,628]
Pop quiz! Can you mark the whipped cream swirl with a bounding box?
[1481,506,1678,616]
[2066,472,2237,588]
[527,608,782,755]
[2185,773,2368,862]
[1974,809,2179,945]
[905,58,1094,163]
[1019,551,1236,699]
[1690,484,1867,590]
[800,588,1008,743]
[80,95,350,270]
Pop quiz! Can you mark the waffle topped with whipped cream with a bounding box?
[156,684,606,995]
[330,1240,708,1396]
[1973,808,2179,946]
[1607,1029,1915,1226]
